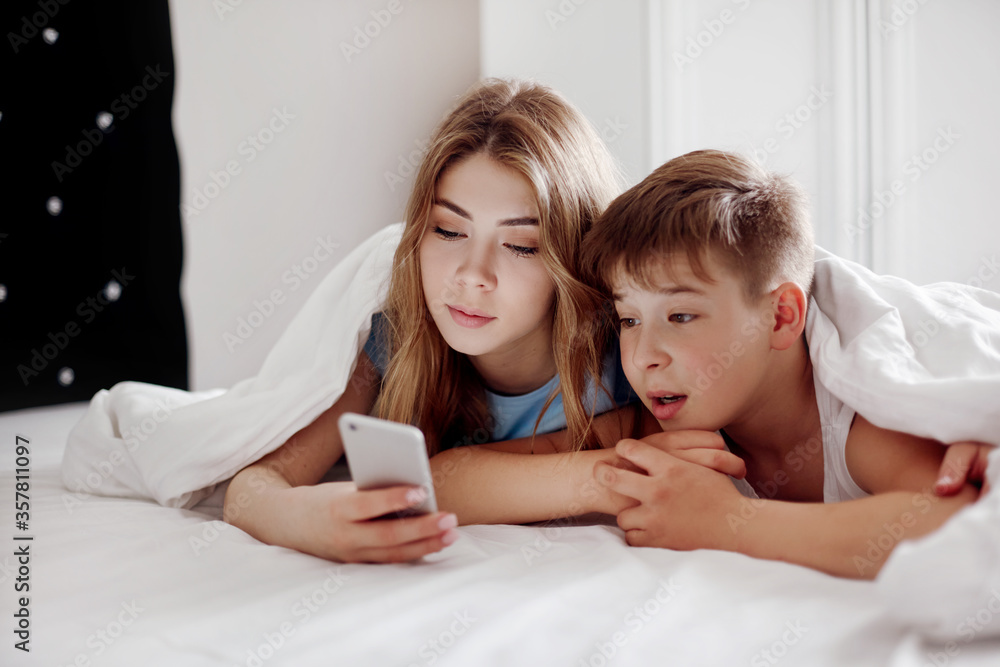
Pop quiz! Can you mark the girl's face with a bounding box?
[419,152,556,382]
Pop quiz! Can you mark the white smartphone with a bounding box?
[337,412,438,517]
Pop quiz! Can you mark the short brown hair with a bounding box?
[582,149,814,302]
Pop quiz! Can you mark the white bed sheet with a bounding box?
[2,403,999,667]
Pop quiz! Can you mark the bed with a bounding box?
[3,402,999,667]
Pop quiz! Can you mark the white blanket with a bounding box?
[61,231,1000,641]
[62,222,403,508]
[805,248,1000,641]
[809,247,1000,446]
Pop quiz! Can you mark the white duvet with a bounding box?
[60,223,1000,644]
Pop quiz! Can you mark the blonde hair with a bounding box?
[374,78,622,454]
[583,149,814,303]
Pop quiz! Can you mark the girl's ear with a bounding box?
[768,282,808,351]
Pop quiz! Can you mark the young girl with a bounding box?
[224,79,649,562]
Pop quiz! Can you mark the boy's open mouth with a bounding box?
[648,392,688,420]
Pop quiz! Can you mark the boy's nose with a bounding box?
[632,326,672,370]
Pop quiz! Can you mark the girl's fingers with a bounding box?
[340,485,430,522]
[352,529,460,563]
[318,484,459,562]
[351,511,458,551]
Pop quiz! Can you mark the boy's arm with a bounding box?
[598,420,978,579]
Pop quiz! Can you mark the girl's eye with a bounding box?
[618,317,638,329]
[505,243,538,258]
[669,313,696,324]
[433,226,462,240]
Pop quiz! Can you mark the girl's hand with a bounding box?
[936,441,993,496]
[223,352,459,563]
[282,481,459,563]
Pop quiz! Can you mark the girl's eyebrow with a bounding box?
[433,198,470,219]
[433,198,538,227]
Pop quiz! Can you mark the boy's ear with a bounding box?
[768,282,808,351]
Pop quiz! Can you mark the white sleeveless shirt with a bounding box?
[729,347,869,503]
[813,370,869,503]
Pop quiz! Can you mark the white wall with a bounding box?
[871,0,1000,288]
[169,0,479,390]
[480,0,651,185]
[481,0,1000,290]
[174,0,998,389]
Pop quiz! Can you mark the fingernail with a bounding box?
[406,487,428,505]
[937,475,954,488]
[438,513,458,531]
[441,529,459,546]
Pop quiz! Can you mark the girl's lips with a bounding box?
[448,305,495,329]
[648,394,687,421]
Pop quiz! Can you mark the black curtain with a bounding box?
[1,1,188,411]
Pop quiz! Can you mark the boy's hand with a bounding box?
[636,430,747,479]
[593,438,745,551]
[936,441,993,496]
[580,450,642,516]
[585,430,746,516]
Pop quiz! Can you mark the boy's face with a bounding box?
[611,251,775,432]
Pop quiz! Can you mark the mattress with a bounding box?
[2,402,998,666]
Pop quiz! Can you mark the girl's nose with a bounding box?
[455,243,497,290]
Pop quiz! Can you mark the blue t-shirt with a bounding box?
[362,312,635,442]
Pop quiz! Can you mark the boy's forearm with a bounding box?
[734,486,977,579]
[431,447,615,525]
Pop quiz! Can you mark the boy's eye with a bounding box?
[669,313,696,324]
[432,226,463,240]
[505,243,538,258]
[618,317,638,329]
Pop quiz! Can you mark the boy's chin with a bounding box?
[656,419,689,432]
[651,411,721,434]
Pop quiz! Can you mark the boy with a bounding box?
[582,149,986,579]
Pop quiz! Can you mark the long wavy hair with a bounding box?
[374,78,622,454]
